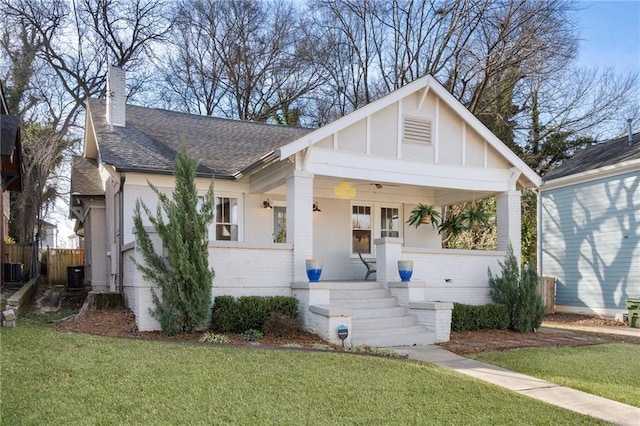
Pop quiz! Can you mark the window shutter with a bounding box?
[403,116,431,145]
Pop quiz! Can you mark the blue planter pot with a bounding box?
[306,259,323,282]
[397,260,413,282]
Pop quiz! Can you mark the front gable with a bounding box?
[277,75,539,196]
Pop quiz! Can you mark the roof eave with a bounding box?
[541,158,640,191]
[110,165,234,180]
[237,150,279,179]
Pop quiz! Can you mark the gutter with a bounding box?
[111,165,235,181]
[235,150,280,179]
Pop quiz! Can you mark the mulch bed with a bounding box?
[36,283,640,354]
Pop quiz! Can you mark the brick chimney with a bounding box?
[106,66,126,127]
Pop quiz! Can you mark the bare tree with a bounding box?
[160,0,321,124]
[1,0,170,241]
[9,124,68,244]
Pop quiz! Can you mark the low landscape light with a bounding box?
[337,324,348,347]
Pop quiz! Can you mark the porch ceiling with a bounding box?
[260,175,495,206]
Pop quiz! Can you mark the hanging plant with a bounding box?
[406,204,441,229]
[460,204,490,229]
[440,203,490,236]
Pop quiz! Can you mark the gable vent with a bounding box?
[403,116,431,145]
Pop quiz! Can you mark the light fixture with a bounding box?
[313,201,321,212]
[263,199,272,209]
[336,324,348,347]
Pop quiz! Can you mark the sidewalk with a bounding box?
[541,321,640,338]
[390,325,640,425]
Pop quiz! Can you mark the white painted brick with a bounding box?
[497,190,521,261]
[287,171,314,282]
[409,301,453,343]
[106,66,126,127]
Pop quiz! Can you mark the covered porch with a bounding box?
[242,75,540,345]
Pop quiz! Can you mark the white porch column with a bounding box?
[496,190,521,262]
[374,237,403,286]
[286,170,314,282]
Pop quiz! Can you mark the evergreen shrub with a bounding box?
[488,246,545,332]
[211,295,298,333]
[451,303,509,331]
[132,146,215,335]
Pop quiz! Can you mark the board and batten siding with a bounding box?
[541,170,640,314]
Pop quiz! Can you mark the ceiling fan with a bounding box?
[359,182,401,189]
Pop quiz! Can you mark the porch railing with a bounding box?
[375,237,505,305]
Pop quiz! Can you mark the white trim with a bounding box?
[483,141,487,168]
[397,98,403,158]
[554,305,627,319]
[434,97,440,164]
[275,74,541,188]
[332,133,338,150]
[305,147,513,192]
[417,86,429,110]
[541,159,640,191]
[366,115,371,155]
[461,122,467,166]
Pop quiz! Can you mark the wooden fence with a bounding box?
[3,244,32,279]
[538,276,556,314]
[47,248,85,286]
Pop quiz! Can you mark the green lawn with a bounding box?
[0,325,611,425]
[471,343,640,408]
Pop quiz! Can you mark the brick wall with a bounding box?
[106,66,126,127]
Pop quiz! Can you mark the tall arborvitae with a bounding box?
[133,146,215,335]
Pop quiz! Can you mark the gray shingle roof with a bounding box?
[1,114,19,156]
[544,132,640,181]
[71,156,104,196]
[88,99,312,177]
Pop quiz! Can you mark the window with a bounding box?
[215,197,238,241]
[352,205,371,254]
[380,207,399,238]
[273,206,286,243]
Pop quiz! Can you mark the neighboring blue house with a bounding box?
[540,129,640,317]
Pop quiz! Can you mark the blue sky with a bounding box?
[575,1,640,72]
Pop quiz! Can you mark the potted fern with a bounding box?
[459,204,490,229]
[407,204,441,229]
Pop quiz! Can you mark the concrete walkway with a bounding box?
[390,326,640,426]
[541,322,640,338]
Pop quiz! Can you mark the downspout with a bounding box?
[118,173,126,293]
[536,187,542,277]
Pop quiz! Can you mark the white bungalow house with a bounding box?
[71,67,540,346]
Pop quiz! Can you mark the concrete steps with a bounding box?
[327,281,436,347]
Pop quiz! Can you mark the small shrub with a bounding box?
[345,345,401,358]
[211,295,298,333]
[239,329,263,341]
[263,312,300,337]
[211,296,240,332]
[311,343,332,350]
[451,303,509,331]
[488,245,545,332]
[199,332,230,344]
